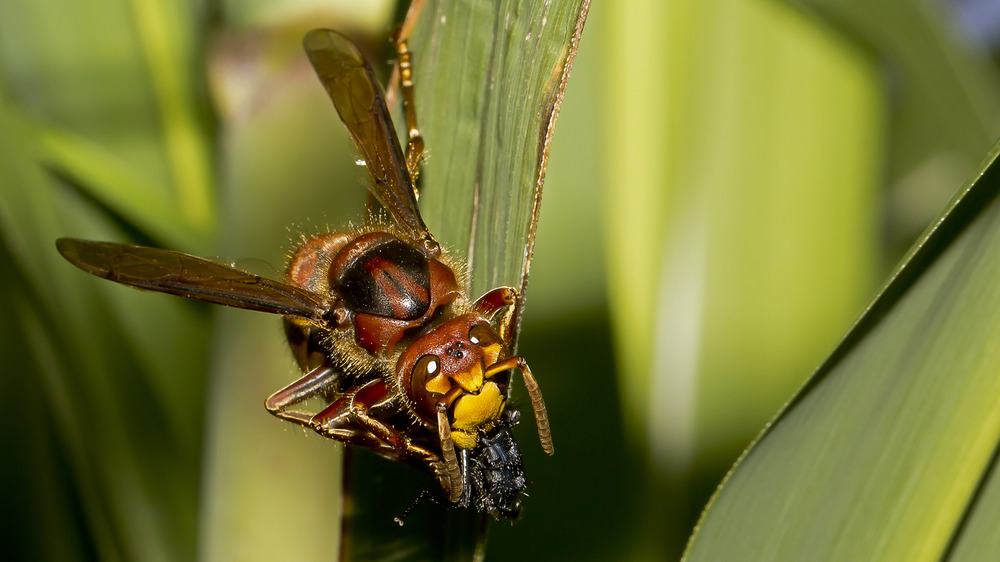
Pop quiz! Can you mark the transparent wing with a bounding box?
[57,238,329,322]
[303,29,431,242]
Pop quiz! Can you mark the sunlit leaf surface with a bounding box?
[686,143,1000,560]
[409,0,587,299]
[605,0,882,471]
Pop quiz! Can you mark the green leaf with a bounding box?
[605,0,882,469]
[685,142,1000,560]
[410,0,589,300]
[0,0,214,559]
[337,0,590,558]
[33,120,206,249]
[127,0,215,230]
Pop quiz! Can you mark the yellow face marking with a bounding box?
[452,429,477,450]
[482,343,502,369]
[451,362,484,392]
[452,381,504,434]
[425,372,451,395]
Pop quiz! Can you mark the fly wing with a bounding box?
[303,29,431,242]
[57,238,329,322]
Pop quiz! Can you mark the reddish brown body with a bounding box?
[270,224,546,490]
[56,28,552,518]
[287,231,462,356]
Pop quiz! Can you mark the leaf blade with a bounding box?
[685,143,1000,561]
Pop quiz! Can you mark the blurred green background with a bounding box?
[2,0,1000,560]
